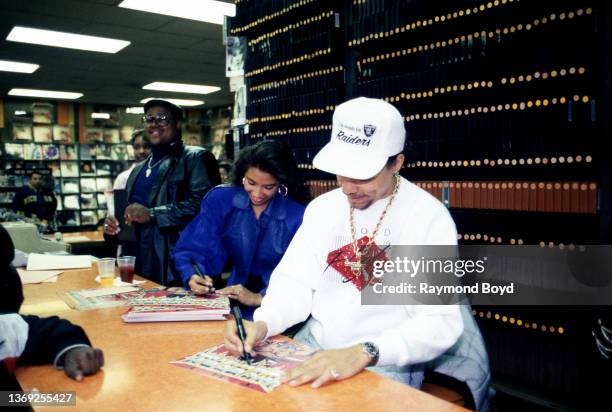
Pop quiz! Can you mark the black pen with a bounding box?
[231,305,252,365]
[192,261,215,294]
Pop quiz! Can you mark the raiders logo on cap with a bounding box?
[363,124,377,137]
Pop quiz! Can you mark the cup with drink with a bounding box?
[118,256,136,284]
[98,258,116,287]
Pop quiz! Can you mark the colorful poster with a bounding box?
[61,287,142,310]
[32,105,53,124]
[4,143,24,159]
[84,128,103,143]
[60,144,78,160]
[42,145,59,160]
[103,128,120,144]
[53,125,73,142]
[172,336,316,393]
[33,126,53,143]
[226,36,245,77]
[12,124,32,141]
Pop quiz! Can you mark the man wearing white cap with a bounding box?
[224,97,489,408]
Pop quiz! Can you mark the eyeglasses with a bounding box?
[142,114,171,126]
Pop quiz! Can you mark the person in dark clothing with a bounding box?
[12,172,57,224]
[0,224,104,391]
[103,99,221,286]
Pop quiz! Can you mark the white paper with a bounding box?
[78,285,140,298]
[17,269,62,284]
[27,253,92,271]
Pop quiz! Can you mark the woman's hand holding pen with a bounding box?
[282,346,370,389]
[218,284,262,307]
[188,275,215,294]
[224,319,268,356]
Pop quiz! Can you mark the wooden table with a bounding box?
[17,268,467,412]
[44,231,115,258]
[45,231,105,243]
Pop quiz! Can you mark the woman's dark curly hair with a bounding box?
[231,140,310,204]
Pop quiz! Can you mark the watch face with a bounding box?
[363,342,379,364]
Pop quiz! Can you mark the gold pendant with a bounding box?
[344,258,362,275]
[145,168,151,178]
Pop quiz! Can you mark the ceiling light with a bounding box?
[143,82,220,95]
[7,26,130,53]
[126,107,145,114]
[119,0,235,25]
[92,113,111,119]
[140,97,204,107]
[0,59,39,73]
[14,110,27,116]
[8,88,83,100]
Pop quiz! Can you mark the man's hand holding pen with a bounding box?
[223,319,368,388]
[224,319,268,359]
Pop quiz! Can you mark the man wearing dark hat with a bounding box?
[0,224,104,390]
[103,99,221,285]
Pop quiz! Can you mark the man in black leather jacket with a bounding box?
[104,99,220,285]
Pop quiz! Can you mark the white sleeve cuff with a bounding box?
[369,307,464,367]
[53,344,91,369]
[253,307,283,339]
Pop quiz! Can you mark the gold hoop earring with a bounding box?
[278,184,288,197]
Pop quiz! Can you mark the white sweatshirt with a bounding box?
[254,177,463,367]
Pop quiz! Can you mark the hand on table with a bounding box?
[103,215,120,235]
[282,345,370,388]
[124,203,151,224]
[217,284,262,307]
[188,274,215,295]
[224,319,268,356]
[63,347,105,381]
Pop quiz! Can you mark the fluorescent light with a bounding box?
[140,97,204,107]
[7,26,130,54]
[92,113,111,119]
[0,59,39,73]
[126,107,145,114]
[8,88,83,100]
[143,82,220,95]
[119,0,235,25]
[14,110,27,116]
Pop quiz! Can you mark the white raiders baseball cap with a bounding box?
[313,97,405,179]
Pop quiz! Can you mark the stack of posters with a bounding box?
[62,286,141,310]
[122,289,230,322]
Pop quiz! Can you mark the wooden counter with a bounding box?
[16,268,467,412]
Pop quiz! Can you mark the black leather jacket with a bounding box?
[117,140,220,285]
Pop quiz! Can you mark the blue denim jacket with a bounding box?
[172,185,305,319]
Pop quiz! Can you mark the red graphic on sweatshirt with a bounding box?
[326,236,389,291]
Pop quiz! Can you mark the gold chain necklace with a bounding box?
[345,174,400,275]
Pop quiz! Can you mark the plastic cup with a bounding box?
[98,258,116,287]
[118,256,136,284]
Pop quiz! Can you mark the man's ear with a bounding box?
[393,153,405,173]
